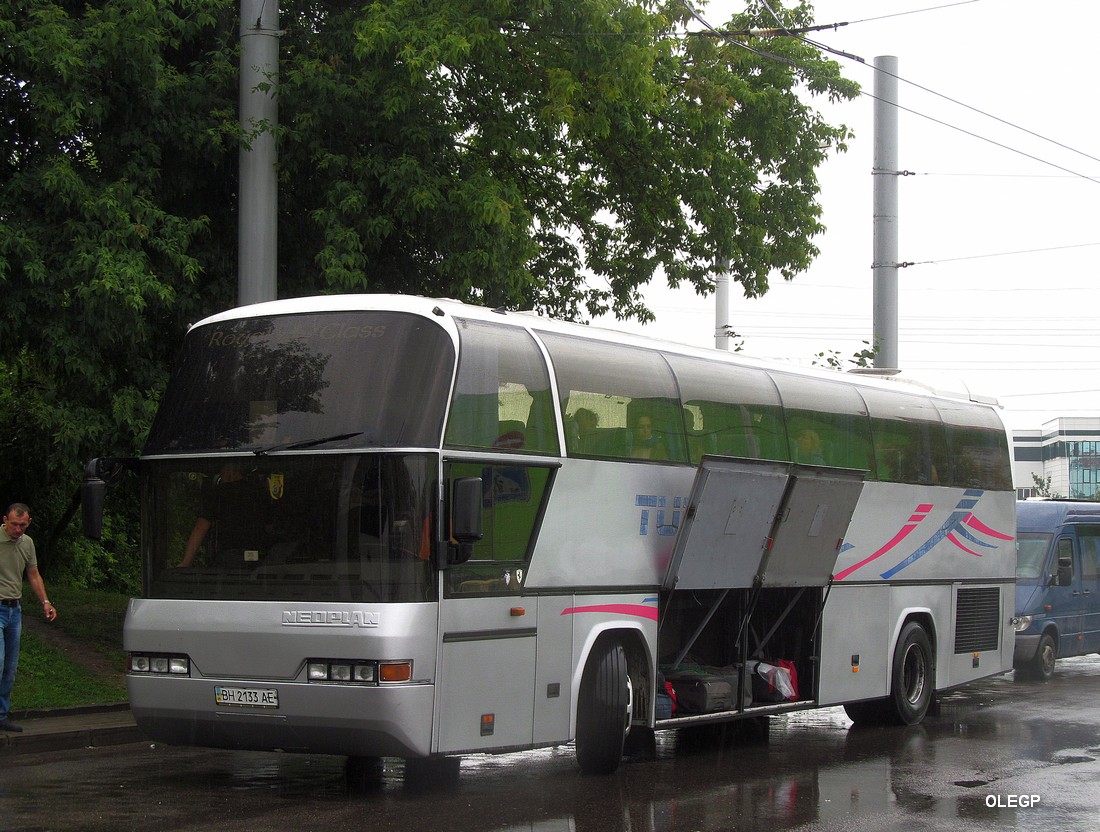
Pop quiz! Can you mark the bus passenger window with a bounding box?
[445,319,559,455]
[934,399,1011,489]
[540,332,687,463]
[662,354,788,464]
[771,373,872,473]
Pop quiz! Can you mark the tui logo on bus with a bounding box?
[636,494,688,537]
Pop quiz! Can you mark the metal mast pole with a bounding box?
[873,55,899,369]
[238,0,279,306]
[715,258,731,351]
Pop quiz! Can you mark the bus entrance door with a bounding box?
[435,594,538,755]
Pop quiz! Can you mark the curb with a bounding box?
[1,703,145,755]
[11,701,131,721]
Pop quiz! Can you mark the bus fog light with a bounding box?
[379,661,412,683]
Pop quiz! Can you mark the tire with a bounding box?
[1026,631,1057,681]
[344,755,384,792]
[575,637,631,774]
[889,621,934,725]
[622,725,656,760]
[843,699,888,726]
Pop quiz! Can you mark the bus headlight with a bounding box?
[1013,615,1033,632]
[130,653,191,675]
[307,659,384,684]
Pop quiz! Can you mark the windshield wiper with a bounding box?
[254,432,364,456]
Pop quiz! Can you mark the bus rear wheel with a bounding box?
[575,637,631,774]
[889,621,934,725]
[844,621,935,727]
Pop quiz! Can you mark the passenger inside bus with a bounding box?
[793,428,827,466]
[572,408,600,454]
[631,414,667,460]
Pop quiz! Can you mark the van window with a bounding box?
[1056,537,1075,584]
[1079,527,1100,580]
[1016,532,1051,580]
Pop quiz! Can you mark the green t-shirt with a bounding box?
[0,525,36,600]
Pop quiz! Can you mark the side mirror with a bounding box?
[450,477,483,565]
[81,459,107,540]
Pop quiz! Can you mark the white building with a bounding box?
[1012,418,1100,500]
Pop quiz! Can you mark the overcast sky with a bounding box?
[597,0,1100,433]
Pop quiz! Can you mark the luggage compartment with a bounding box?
[657,586,822,718]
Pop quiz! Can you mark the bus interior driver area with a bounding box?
[146,454,436,603]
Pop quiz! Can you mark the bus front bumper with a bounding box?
[128,674,435,758]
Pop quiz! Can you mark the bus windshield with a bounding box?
[145,311,455,454]
[141,454,436,602]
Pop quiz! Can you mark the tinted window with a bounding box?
[769,372,873,471]
[147,312,454,454]
[663,354,788,463]
[445,462,554,596]
[1079,527,1100,580]
[539,332,687,463]
[933,399,1012,489]
[144,454,436,602]
[445,319,559,454]
[861,387,946,484]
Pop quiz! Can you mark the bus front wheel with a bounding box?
[575,636,631,775]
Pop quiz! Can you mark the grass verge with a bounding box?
[12,586,130,711]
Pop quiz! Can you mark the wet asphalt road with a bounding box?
[4,657,1100,832]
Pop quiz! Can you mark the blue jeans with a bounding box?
[0,602,21,721]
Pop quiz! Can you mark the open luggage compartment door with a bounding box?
[662,457,790,591]
[760,464,865,587]
[663,456,866,592]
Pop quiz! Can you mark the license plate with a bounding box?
[214,686,279,708]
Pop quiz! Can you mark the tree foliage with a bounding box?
[1,0,857,583]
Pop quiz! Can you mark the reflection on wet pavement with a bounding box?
[5,658,1100,831]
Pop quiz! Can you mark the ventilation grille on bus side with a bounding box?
[954,587,1002,653]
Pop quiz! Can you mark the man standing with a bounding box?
[1,503,57,732]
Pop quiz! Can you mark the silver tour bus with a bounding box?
[86,294,1016,774]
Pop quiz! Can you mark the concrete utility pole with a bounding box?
[238,0,280,306]
[872,55,899,369]
[715,258,732,351]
